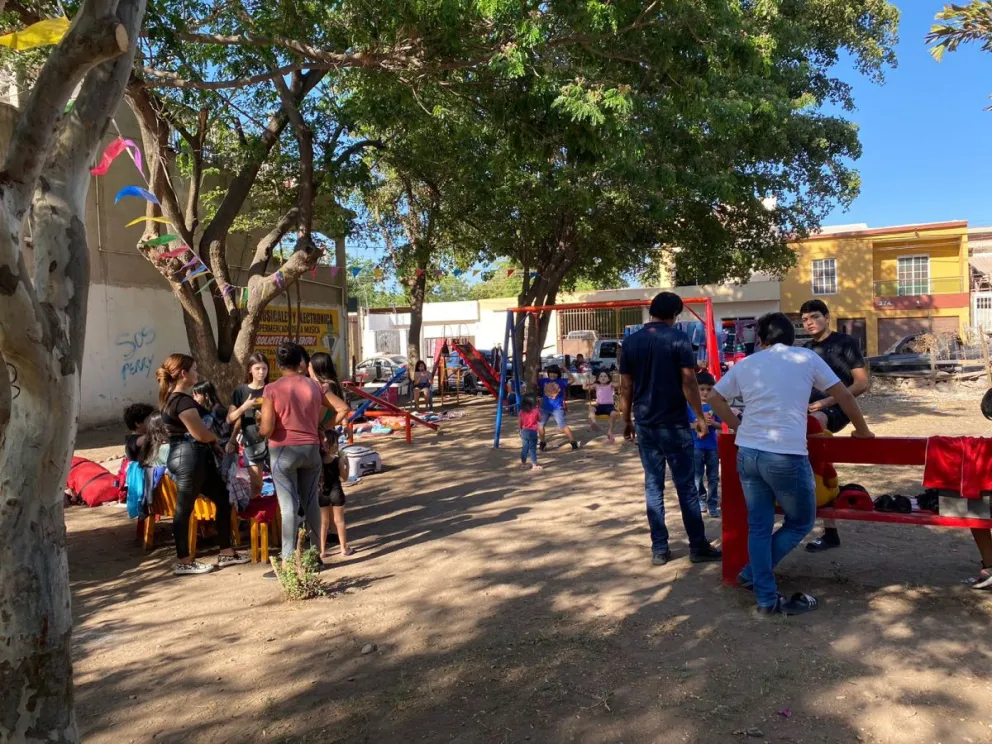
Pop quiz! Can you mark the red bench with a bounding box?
[718,434,992,585]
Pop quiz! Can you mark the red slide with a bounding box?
[341,381,439,430]
[452,341,500,399]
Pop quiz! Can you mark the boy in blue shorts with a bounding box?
[538,365,578,451]
[687,372,721,517]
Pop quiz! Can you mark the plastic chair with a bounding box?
[187,497,240,559]
[243,498,281,563]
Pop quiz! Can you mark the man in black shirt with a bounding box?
[619,292,721,566]
[800,299,870,552]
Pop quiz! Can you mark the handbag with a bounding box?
[241,422,269,462]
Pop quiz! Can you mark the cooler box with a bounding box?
[341,444,383,479]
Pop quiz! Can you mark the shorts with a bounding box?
[820,405,850,434]
[540,409,567,428]
[319,458,346,507]
[415,382,431,389]
[594,404,616,417]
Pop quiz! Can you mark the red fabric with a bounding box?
[66,457,119,507]
[519,409,540,431]
[837,488,874,511]
[243,498,279,523]
[267,374,323,447]
[924,436,992,498]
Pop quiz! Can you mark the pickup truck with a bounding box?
[867,333,986,376]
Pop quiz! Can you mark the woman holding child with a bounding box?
[156,354,249,576]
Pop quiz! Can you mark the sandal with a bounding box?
[963,567,992,590]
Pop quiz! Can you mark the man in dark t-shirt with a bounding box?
[619,292,721,566]
[800,299,870,553]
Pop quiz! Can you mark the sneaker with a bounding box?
[570,441,579,451]
[217,551,250,568]
[707,508,721,519]
[539,441,547,452]
[689,543,723,563]
[755,592,819,616]
[652,550,672,566]
[173,560,215,576]
[805,533,841,553]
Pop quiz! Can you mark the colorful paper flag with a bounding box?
[156,246,190,260]
[197,277,217,294]
[180,265,208,283]
[126,216,172,228]
[350,267,362,278]
[415,269,425,278]
[141,233,179,247]
[0,16,70,51]
[472,270,481,277]
[453,269,464,277]
[273,270,286,290]
[114,186,159,205]
[529,271,538,279]
[372,268,384,281]
[177,256,201,272]
[91,137,143,176]
[330,267,340,277]
[506,269,515,278]
[310,264,318,279]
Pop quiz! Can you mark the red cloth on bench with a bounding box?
[923,436,992,498]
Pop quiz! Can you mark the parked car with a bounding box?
[353,355,409,385]
[867,333,985,376]
[590,339,621,372]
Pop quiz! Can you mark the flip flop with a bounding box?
[963,567,992,590]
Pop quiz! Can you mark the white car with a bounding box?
[354,355,409,385]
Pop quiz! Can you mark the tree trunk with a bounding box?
[0,2,144,741]
[406,269,427,364]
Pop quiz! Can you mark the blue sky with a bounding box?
[824,0,992,228]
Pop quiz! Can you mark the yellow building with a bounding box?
[780,220,970,356]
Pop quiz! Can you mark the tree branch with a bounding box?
[248,206,299,279]
[1,5,128,219]
[137,62,332,90]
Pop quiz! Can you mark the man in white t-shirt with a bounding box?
[706,313,873,616]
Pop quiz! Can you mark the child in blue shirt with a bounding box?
[538,364,578,451]
[688,371,721,517]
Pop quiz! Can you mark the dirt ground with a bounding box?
[69,388,992,744]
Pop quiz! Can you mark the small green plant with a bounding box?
[271,527,326,600]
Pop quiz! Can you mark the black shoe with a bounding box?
[689,543,722,563]
[652,550,672,566]
[755,592,819,616]
[539,441,547,452]
[805,533,841,553]
[570,440,579,451]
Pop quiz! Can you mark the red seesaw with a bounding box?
[719,434,992,585]
[341,381,439,444]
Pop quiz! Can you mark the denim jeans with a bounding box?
[520,429,538,464]
[270,444,323,559]
[694,448,720,514]
[736,447,817,608]
[635,424,708,555]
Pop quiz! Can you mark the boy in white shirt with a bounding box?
[706,313,873,616]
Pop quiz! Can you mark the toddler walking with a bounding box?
[519,394,543,471]
[688,372,721,517]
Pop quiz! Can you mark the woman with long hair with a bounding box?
[228,352,269,499]
[309,351,353,558]
[259,343,350,568]
[157,354,249,575]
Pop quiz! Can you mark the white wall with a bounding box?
[82,283,192,427]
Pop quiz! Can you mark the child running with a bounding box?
[519,393,543,470]
[538,364,578,451]
[688,372,721,518]
[586,370,619,441]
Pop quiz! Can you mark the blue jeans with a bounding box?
[736,447,817,608]
[635,424,708,555]
[520,429,538,464]
[694,448,720,514]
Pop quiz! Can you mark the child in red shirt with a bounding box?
[519,394,543,470]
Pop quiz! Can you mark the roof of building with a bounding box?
[800,220,968,242]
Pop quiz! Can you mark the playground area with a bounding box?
[70,388,992,744]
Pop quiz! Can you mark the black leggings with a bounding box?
[167,440,231,559]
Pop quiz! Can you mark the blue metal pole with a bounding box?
[511,313,524,409]
[494,310,513,448]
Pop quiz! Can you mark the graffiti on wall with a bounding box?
[117,327,157,382]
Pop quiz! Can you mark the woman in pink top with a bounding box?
[260,342,350,564]
[585,371,620,442]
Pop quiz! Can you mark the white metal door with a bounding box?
[973,291,992,331]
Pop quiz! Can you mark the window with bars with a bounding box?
[897,255,930,296]
[811,258,837,295]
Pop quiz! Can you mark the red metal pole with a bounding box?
[719,433,747,585]
[406,413,412,443]
[704,298,721,381]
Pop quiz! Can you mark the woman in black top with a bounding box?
[157,353,249,576]
[227,351,269,499]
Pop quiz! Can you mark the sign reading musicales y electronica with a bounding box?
[255,306,342,379]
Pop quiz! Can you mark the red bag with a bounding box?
[66,457,119,507]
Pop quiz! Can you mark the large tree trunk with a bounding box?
[406,269,427,364]
[0,2,144,741]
